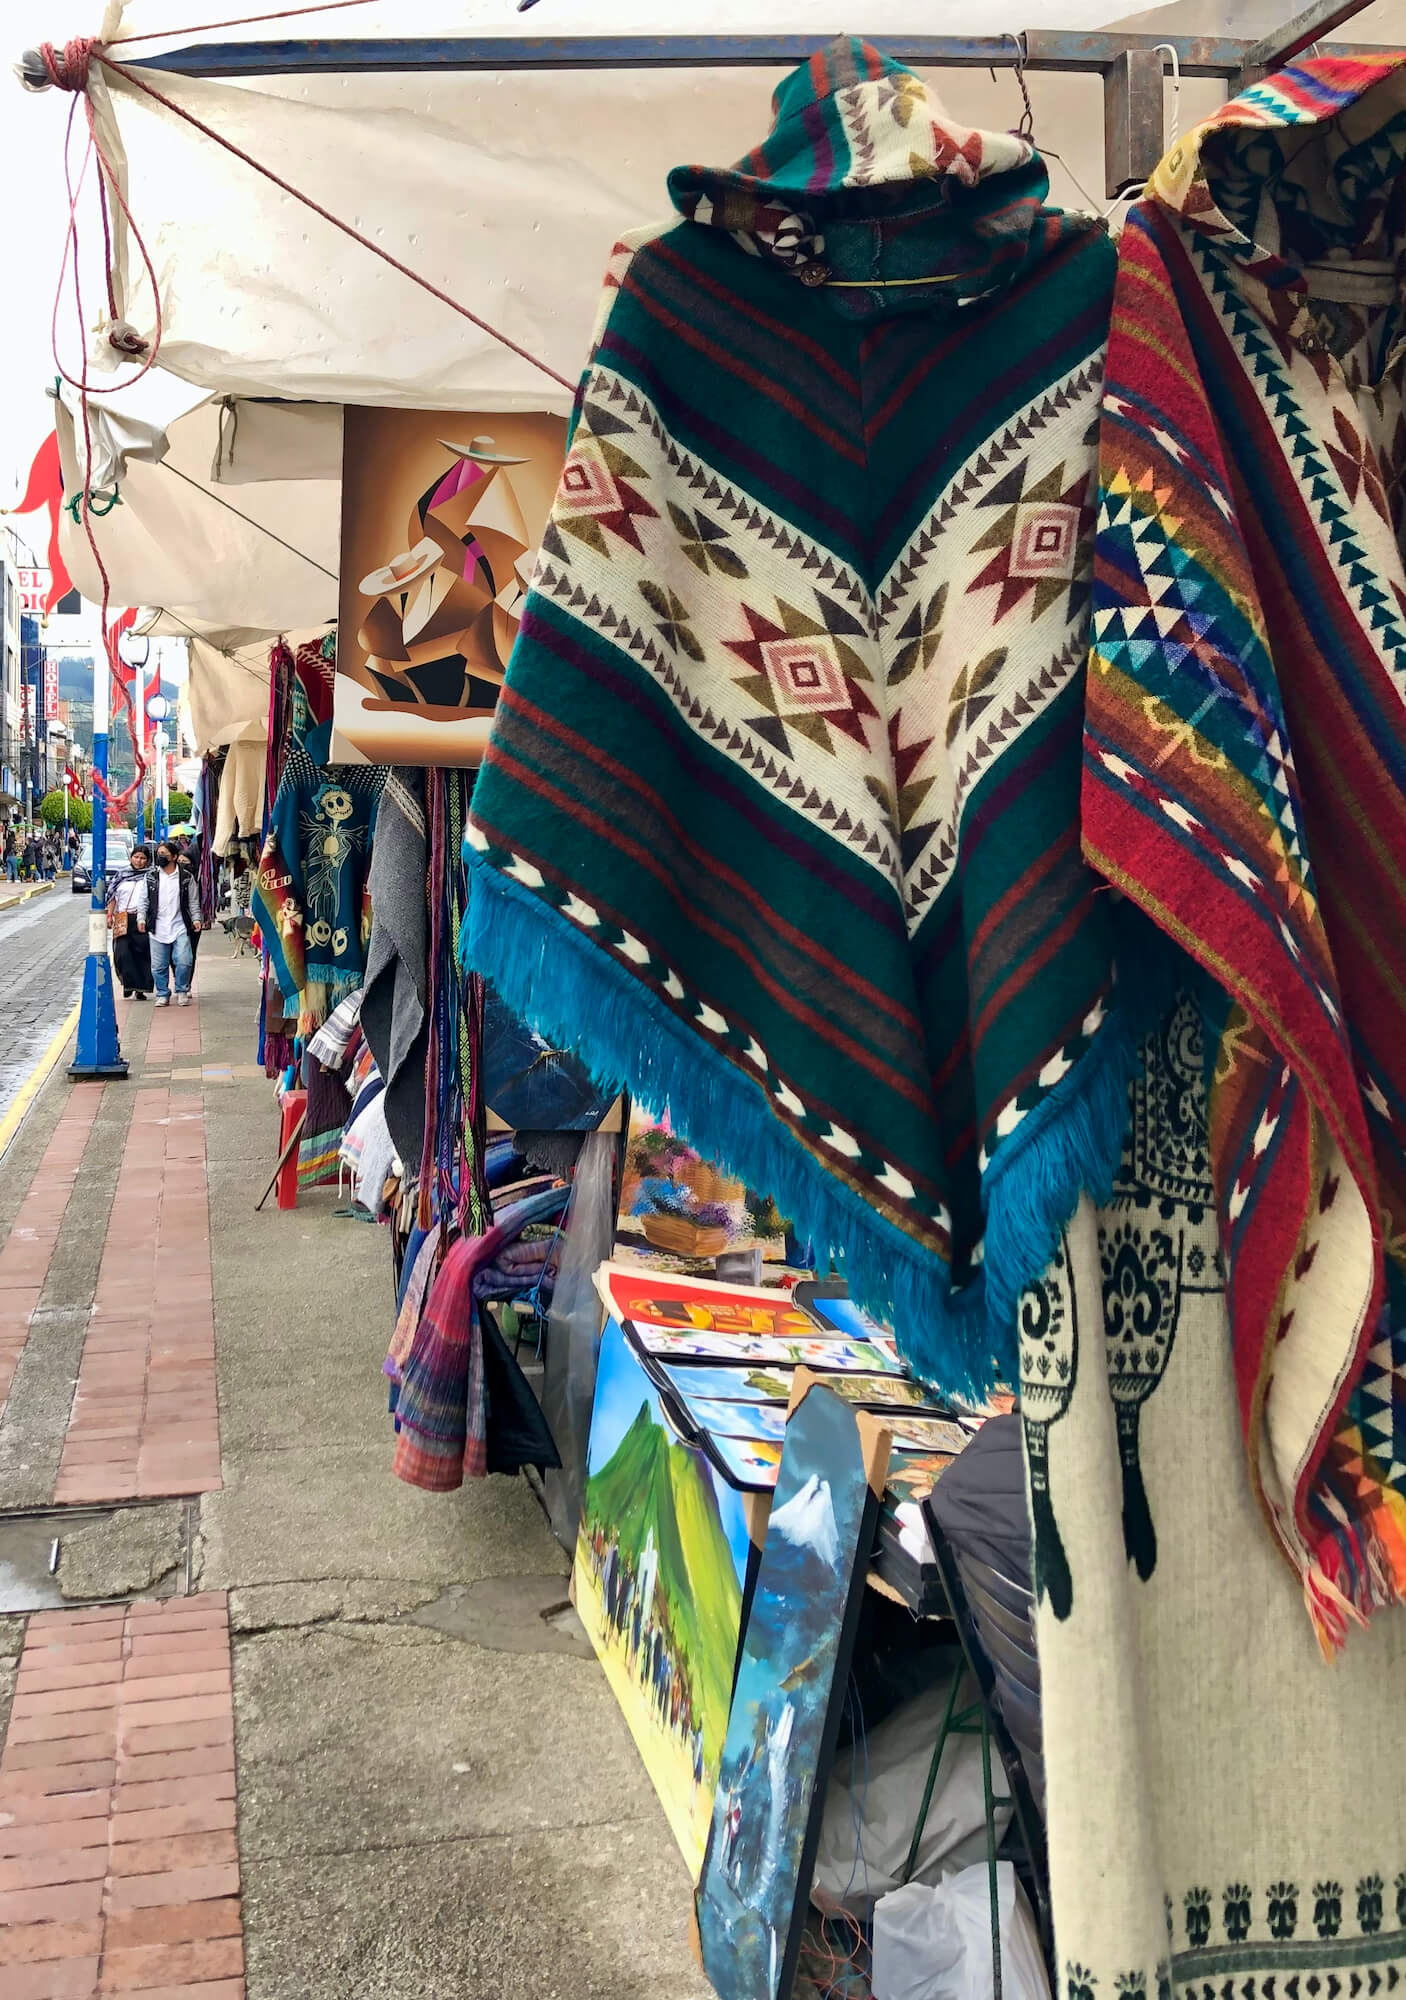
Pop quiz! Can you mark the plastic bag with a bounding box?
[871,1862,1050,2000]
[811,1673,1013,1915]
[540,1128,615,1550]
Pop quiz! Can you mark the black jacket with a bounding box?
[144,860,202,941]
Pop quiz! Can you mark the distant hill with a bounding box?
[586,1402,743,1764]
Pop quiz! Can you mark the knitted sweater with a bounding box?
[1085,53,1406,1641]
[465,36,1120,1392]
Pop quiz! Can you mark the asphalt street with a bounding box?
[0,887,90,1127]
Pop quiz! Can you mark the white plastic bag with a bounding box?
[811,1676,1012,1914]
[871,1862,1050,2000]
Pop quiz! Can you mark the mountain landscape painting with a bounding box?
[574,1316,752,1875]
[697,1382,889,2000]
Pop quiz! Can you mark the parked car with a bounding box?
[72,830,134,894]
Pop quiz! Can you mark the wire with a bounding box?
[1152,42,1182,151]
[157,461,339,579]
[109,0,379,46]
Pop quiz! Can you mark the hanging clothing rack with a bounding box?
[16,0,1385,201]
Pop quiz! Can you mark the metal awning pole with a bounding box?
[1241,0,1377,82]
[15,27,1392,86]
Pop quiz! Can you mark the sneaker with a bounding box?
[176,993,192,1007]
[123,989,133,999]
[154,996,170,1008]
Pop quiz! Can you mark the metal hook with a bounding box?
[1005,31,1035,140]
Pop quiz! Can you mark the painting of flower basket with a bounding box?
[616,1101,792,1279]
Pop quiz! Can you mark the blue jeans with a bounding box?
[4,857,15,881]
[151,931,194,998]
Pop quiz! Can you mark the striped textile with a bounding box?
[465,36,1125,1393]
[1085,54,1406,1647]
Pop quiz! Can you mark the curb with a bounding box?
[0,879,58,913]
[0,998,82,1164]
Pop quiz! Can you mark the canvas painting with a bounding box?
[696,1381,890,2000]
[632,1326,902,1373]
[334,407,566,765]
[596,1262,819,1342]
[884,1449,961,1508]
[709,1436,785,1490]
[574,1315,752,1878]
[659,1363,793,1407]
[616,1103,793,1276]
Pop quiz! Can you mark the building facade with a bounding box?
[0,529,21,817]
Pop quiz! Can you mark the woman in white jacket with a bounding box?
[109,844,153,1000]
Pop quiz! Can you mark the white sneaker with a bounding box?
[176,993,192,1007]
[154,996,170,1008]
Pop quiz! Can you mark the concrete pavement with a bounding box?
[0,939,711,1998]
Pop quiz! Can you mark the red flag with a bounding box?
[107,607,138,688]
[9,434,75,614]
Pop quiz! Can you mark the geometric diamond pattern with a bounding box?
[1352,1318,1406,1488]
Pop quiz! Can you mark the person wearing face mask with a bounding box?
[145,841,203,1007]
[109,844,154,1000]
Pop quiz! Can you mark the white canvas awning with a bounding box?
[54,375,339,638]
[71,0,1245,416]
[20,0,1400,650]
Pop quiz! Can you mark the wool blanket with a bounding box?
[465,36,1124,1392]
[1027,987,1406,2000]
[254,717,384,1038]
[361,766,431,1170]
[1084,54,1406,1645]
[392,1185,569,1490]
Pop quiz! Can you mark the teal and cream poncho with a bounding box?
[465,37,1122,1390]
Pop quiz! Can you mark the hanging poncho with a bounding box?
[465,36,1124,1391]
[1085,53,1406,1641]
[255,716,384,1037]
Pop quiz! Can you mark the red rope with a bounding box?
[42,36,574,394]
[39,16,575,807]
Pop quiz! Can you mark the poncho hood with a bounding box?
[1149,52,1406,376]
[670,37,1092,316]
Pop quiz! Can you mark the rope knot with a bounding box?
[39,37,96,93]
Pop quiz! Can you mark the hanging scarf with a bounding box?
[418,770,489,1236]
[1084,53,1406,1645]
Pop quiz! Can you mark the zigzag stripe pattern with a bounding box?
[1084,50,1406,1646]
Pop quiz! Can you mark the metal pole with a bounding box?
[68,624,128,1081]
[16,26,1393,84]
[134,651,146,845]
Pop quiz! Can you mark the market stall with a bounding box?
[17,3,1406,1998]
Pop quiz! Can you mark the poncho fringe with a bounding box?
[465,851,1136,1392]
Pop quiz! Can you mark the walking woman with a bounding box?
[110,844,154,1000]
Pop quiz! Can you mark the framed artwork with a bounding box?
[573,1316,752,1878]
[696,1377,891,2000]
[333,407,566,765]
[616,1102,793,1276]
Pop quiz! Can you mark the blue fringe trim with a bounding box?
[980,1004,1140,1379]
[462,851,1135,1399]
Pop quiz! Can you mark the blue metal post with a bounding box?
[69,635,128,1082]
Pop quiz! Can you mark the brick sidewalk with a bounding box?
[55,1074,220,1507]
[0,1090,103,1416]
[0,1595,244,1998]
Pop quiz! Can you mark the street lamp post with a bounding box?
[147,695,169,848]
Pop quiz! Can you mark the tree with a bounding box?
[38,790,92,833]
[167,790,193,824]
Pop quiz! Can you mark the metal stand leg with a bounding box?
[981,1706,1003,2000]
[900,1662,963,1887]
